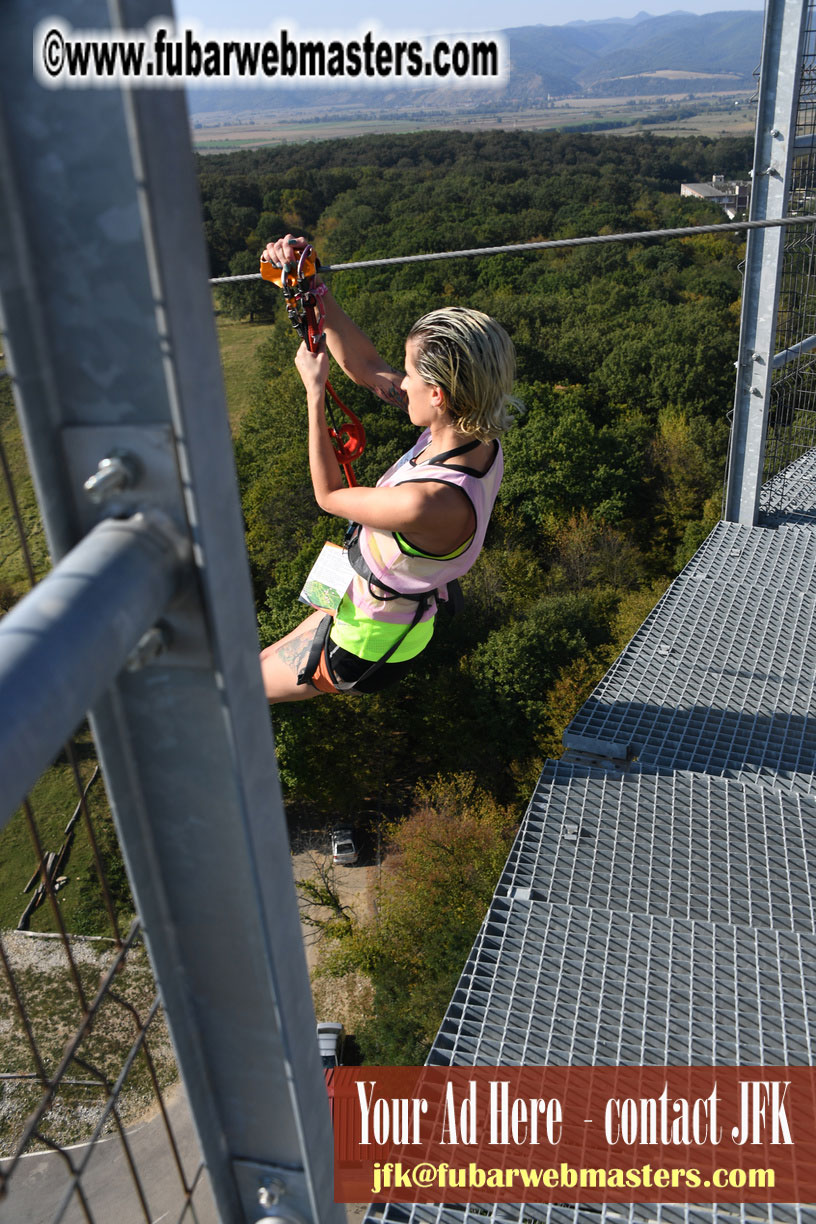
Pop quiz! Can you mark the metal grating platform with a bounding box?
[759,446,816,526]
[562,523,816,795]
[360,519,816,1224]
[365,1200,816,1224]
[496,767,816,934]
[681,521,816,589]
[428,901,816,1066]
[362,893,816,1224]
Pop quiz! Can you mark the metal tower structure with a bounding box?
[3,0,816,1221]
[727,0,816,524]
[0,2,343,1223]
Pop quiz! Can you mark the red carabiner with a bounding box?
[305,297,367,487]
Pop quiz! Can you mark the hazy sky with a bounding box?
[173,1,765,35]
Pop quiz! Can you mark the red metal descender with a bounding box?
[260,246,366,487]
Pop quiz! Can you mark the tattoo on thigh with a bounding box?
[276,632,313,674]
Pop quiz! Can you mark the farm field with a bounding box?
[191,93,756,152]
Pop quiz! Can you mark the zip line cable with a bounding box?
[209,213,816,284]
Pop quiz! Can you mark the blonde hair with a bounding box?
[407,307,519,442]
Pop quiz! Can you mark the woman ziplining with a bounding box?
[258,233,518,703]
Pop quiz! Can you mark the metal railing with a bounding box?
[725,0,816,522]
[724,0,811,523]
[0,367,204,1222]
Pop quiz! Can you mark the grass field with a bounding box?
[1,377,138,937]
[1,380,114,936]
[192,93,756,151]
[215,315,273,430]
[0,384,160,1154]
[0,322,272,1152]
[0,738,130,935]
[0,932,177,1154]
[0,377,49,606]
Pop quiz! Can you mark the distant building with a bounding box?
[680,174,752,219]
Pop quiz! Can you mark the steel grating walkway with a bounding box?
[361,503,816,1224]
[562,521,816,795]
[494,767,816,934]
[371,1209,814,1224]
[367,1197,815,1224]
[430,900,816,1065]
[759,446,816,527]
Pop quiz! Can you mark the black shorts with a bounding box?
[302,614,416,694]
[326,639,414,694]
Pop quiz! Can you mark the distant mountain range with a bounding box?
[187,9,763,119]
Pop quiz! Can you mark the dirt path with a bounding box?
[291,848,377,1024]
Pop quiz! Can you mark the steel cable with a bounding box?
[209,213,816,284]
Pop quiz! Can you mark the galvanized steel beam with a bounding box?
[773,330,816,367]
[0,3,342,1222]
[724,0,809,525]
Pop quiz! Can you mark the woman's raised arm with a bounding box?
[261,234,407,411]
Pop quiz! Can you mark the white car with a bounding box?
[331,827,358,866]
[316,1021,345,1069]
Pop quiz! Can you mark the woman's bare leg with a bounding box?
[260,610,331,704]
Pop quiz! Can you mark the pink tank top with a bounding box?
[352,429,504,626]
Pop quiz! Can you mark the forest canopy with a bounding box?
[204,129,745,803]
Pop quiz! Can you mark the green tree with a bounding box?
[213,126,745,822]
[217,249,276,323]
[500,385,650,531]
[465,589,619,757]
[649,407,728,566]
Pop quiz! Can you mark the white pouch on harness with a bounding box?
[298,541,354,615]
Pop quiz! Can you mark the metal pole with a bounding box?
[724,0,809,524]
[0,513,186,821]
[772,330,816,366]
[0,3,342,1221]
